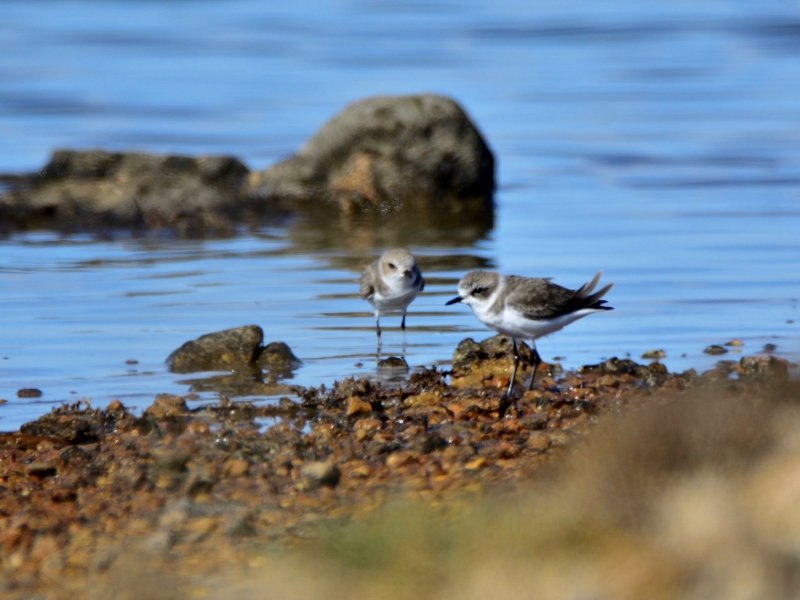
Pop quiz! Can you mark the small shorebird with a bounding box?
[446,270,613,398]
[359,248,425,343]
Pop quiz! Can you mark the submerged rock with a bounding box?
[167,326,264,373]
[703,344,728,356]
[377,356,409,372]
[166,325,300,375]
[256,341,302,372]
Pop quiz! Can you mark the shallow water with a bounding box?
[1,0,799,430]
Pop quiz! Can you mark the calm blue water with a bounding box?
[1,0,799,430]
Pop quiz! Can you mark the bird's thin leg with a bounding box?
[499,338,522,418]
[375,312,382,350]
[526,341,541,392]
[505,338,520,399]
[401,311,407,351]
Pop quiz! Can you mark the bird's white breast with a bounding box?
[370,275,421,312]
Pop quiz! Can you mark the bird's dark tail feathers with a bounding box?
[577,270,614,310]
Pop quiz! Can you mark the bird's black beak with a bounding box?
[445,295,463,306]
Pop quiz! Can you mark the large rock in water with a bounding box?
[0,151,250,236]
[246,94,495,213]
[166,325,301,374]
[0,94,494,236]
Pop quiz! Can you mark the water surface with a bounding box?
[1,0,799,430]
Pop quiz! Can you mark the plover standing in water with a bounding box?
[359,248,424,344]
[446,270,612,399]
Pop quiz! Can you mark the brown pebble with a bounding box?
[547,431,573,447]
[497,441,520,459]
[144,394,189,419]
[465,457,487,470]
[527,432,552,451]
[223,459,249,478]
[344,461,372,479]
[386,451,414,468]
[300,461,341,489]
[520,413,549,431]
[346,396,372,417]
[106,399,125,413]
[641,349,666,359]
[185,420,210,436]
[17,388,43,398]
[597,375,619,388]
[724,339,744,347]
[354,417,382,432]
[405,391,442,407]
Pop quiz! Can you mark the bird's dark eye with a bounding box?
[472,286,488,296]
[388,263,396,270]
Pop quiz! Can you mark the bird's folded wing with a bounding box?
[359,264,377,299]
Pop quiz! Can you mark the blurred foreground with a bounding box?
[1,346,797,599]
[187,376,800,600]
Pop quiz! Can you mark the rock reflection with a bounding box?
[176,364,303,399]
[282,202,493,254]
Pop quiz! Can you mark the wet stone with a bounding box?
[579,357,639,376]
[19,409,101,444]
[144,394,189,419]
[526,432,552,452]
[725,339,744,347]
[346,396,373,417]
[738,355,789,382]
[715,361,737,376]
[256,341,302,371]
[59,445,89,465]
[417,432,448,454]
[452,335,533,373]
[151,447,191,472]
[452,338,481,369]
[703,345,728,356]
[300,461,341,489]
[699,368,730,384]
[641,349,666,360]
[377,356,409,371]
[520,413,549,431]
[17,388,43,398]
[166,325,265,373]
